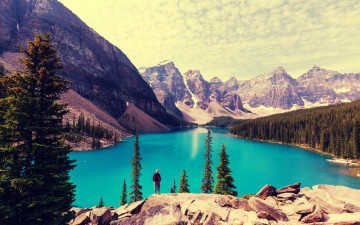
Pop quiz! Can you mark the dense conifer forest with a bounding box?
[64,113,119,149]
[229,100,360,159]
[205,116,244,127]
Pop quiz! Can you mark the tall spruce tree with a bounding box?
[214,143,238,196]
[120,180,127,206]
[179,169,190,193]
[170,179,176,193]
[201,129,214,193]
[98,197,104,207]
[129,134,142,202]
[0,33,75,225]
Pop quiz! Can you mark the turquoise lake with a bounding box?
[69,127,360,208]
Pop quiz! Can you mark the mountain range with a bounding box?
[0,0,182,142]
[1,0,359,136]
[140,61,360,124]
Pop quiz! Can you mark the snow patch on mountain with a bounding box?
[182,73,198,107]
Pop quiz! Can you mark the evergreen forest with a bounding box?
[229,100,360,159]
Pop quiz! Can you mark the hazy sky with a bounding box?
[58,0,360,80]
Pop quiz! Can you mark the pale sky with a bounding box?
[58,0,360,81]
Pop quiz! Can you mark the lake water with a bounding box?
[69,127,360,207]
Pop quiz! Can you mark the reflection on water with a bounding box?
[191,127,208,158]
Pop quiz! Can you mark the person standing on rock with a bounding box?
[153,169,161,194]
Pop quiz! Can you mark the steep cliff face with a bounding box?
[141,61,193,117]
[183,70,210,110]
[237,67,303,109]
[0,0,171,127]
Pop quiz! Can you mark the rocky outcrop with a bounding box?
[70,184,360,225]
[0,0,173,130]
[141,61,193,117]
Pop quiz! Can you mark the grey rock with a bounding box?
[181,199,195,215]
[71,212,90,225]
[264,196,278,209]
[214,195,234,207]
[126,200,146,214]
[309,196,344,214]
[276,182,301,195]
[229,198,254,211]
[257,211,278,221]
[203,212,222,225]
[249,197,289,221]
[300,205,324,223]
[227,208,259,224]
[90,207,112,225]
[294,203,315,214]
[277,193,298,201]
[256,184,277,200]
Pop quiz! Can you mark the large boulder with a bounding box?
[90,208,112,225]
[300,205,324,223]
[71,212,90,225]
[275,182,301,195]
[229,198,254,211]
[313,185,360,209]
[125,200,146,214]
[186,199,230,221]
[111,203,189,225]
[294,203,315,214]
[277,193,298,201]
[305,187,346,214]
[214,195,234,207]
[256,184,276,200]
[249,197,289,222]
[203,212,222,225]
[227,209,261,224]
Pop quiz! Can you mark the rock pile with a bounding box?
[70,183,360,225]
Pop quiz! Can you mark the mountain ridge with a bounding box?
[139,61,360,123]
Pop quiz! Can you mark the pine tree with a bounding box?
[214,143,238,196]
[0,33,75,225]
[201,129,214,193]
[170,179,177,193]
[129,134,143,202]
[179,169,190,193]
[120,180,127,206]
[352,123,360,159]
[98,197,104,207]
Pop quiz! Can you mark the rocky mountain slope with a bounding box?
[69,183,360,225]
[0,0,174,135]
[140,61,247,124]
[59,90,131,150]
[141,62,360,124]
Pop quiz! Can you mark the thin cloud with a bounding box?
[59,0,360,80]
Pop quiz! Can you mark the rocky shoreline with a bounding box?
[70,183,360,225]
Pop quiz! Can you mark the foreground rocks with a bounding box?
[70,183,360,225]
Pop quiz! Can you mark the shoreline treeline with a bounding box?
[229,100,360,159]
